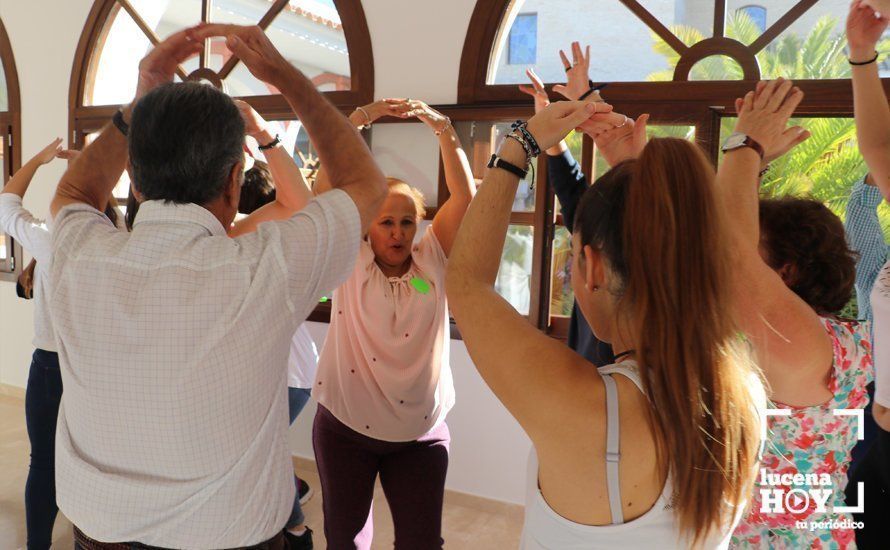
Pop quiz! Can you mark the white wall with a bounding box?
[0,0,532,505]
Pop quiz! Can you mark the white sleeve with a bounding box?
[0,193,52,264]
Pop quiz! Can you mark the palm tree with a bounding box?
[648,12,890,239]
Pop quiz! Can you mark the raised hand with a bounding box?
[592,114,650,167]
[57,149,82,161]
[847,0,889,61]
[518,68,550,114]
[734,95,811,165]
[577,111,635,138]
[526,101,611,152]
[233,99,268,138]
[352,99,413,126]
[553,42,596,101]
[399,99,451,134]
[135,28,203,101]
[191,24,292,87]
[733,78,804,159]
[34,138,63,165]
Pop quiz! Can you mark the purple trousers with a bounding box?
[312,405,450,550]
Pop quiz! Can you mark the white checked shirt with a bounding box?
[0,193,56,351]
[49,190,360,548]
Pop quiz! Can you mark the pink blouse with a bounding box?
[315,227,454,442]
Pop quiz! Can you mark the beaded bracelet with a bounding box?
[511,120,541,157]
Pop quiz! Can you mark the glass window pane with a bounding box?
[0,55,7,112]
[211,0,351,95]
[88,1,202,106]
[551,225,574,318]
[490,0,717,85]
[88,0,352,105]
[0,233,8,264]
[453,120,538,212]
[1,132,9,266]
[508,13,537,65]
[497,224,534,315]
[688,55,745,81]
[729,1,868,79]
[738,5,767,33]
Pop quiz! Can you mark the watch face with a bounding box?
[723,132,747,151]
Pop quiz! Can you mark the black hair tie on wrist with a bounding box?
[849,52,879,66]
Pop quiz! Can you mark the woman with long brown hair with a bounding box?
[446,100,765,548]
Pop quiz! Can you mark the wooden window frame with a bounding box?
[0,17,22,281]
[455,0,890,340]
[68,0,375,321]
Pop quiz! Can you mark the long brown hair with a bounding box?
[575,138,762,545]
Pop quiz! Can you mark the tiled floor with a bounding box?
[0,393,523,549]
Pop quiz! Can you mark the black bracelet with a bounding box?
[112,109,129,137]
[488,154,528,179]
[579,82,609,101]
[849,52,879,66]
[258,134,281,150]
[511,120,541,156]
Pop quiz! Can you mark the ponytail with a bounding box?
[576,138,762,546]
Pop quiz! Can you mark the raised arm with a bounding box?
[312,99,411,196]
[848,1,890,201]
[1,138,64,198]
[446,101,606,435]
[845,174,888,321]
[0,139,75,262]
[52,30,202,218]
[391,99,475,255]
[195,25,387,232]
[716,80,833,406]
[228,100,315,237]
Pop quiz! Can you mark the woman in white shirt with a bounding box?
[446,101,765,549]
[0,139,121,550]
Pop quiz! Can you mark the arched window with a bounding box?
[0,17,22,279]
[454,0,880,334]
[70,0,373,173]
[69,0,374,319]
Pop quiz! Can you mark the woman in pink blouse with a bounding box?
[311,98,474,549]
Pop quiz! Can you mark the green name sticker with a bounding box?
[410,277,431,295]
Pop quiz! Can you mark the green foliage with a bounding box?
[648,12,890,242]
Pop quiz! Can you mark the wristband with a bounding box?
[511,120,541,157]
[488,154,528,179]
[258,134,281,150]
[435,116,452,136]
[579,83,608,102]
[355,106,372,130]
[849,52,879,66]
[112,109,129,137]
[505,133,533,160]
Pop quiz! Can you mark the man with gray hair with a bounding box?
[49,25,386,549]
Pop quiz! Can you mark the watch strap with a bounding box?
[112,109,129,137]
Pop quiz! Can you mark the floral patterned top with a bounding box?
[731,317,873,550]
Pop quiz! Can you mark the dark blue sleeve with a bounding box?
[548,149,588,234]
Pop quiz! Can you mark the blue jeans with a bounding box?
[24,349,62,550]
[287,387,311,528]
